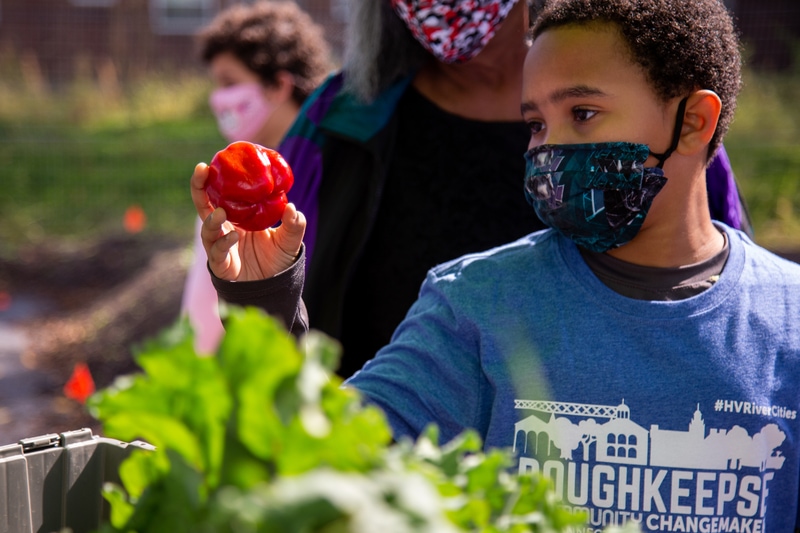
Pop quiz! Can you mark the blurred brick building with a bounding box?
[731,0,800,69]
[0,0,346,88]
[0,0,797,88]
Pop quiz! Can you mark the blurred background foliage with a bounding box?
[725,67,800,249]
[0,51,220,258]
[0,46,799,259]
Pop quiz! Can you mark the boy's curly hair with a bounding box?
[532,0,742,157]
[196,1,332,104]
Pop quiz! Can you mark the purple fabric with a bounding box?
[281,136,322,264]
[307,74,344,126]
[277,75,346,267]
[706,145,743,230]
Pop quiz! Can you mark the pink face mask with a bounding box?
[209,82,274,143]
[390,0,519,63]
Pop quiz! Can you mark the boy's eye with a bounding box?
[573,108,597,122]
[527,120,545,135]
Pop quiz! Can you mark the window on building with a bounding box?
[150,0,218,35]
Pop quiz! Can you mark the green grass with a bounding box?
[0,72,221,258]
[1,123,218,246]
[1,66,799,259]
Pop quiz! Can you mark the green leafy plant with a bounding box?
[89,306,588,532]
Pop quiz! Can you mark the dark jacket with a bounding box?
[274,72,412,341]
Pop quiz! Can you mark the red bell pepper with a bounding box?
[205,141,294,231]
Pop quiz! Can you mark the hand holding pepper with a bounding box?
[190,143,305,282]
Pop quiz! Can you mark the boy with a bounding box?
[193,0,800,525]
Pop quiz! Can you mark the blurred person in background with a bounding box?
[181,0,333,353]
[193,0,751,378]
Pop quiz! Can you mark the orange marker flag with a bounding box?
[123,205,147,234]
[64,362,96,404]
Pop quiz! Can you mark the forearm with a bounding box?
[209,245,309,338]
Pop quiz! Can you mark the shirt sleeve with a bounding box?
[209,245,309,338]
[344,271,488,445]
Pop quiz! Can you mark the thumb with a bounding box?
[275,203,306,258]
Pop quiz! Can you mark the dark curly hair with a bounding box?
[531,0,742,157]
[197,1,333,104]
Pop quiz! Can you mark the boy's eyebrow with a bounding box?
[520,85,610,114]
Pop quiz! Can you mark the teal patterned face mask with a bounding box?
[523,99,687,253]
[524,142,667,252]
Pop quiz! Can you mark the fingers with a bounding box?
[200,207,226,246]
[208,231,239,271]
[201,207,240,280]
[190,163,214,220]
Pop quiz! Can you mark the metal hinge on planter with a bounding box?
[19,432,61,452]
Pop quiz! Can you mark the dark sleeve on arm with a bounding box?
[209,246,309,338]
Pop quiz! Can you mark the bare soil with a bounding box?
[0,235,190,444]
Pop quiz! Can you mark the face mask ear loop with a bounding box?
[650,97,689,169]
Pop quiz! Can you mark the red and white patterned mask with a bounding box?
[391,0,519,63]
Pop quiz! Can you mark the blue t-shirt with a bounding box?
[347,224,800,530]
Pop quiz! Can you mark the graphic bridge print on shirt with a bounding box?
[513,399,788,530]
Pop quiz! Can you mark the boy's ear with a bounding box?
[677,90,722,156]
